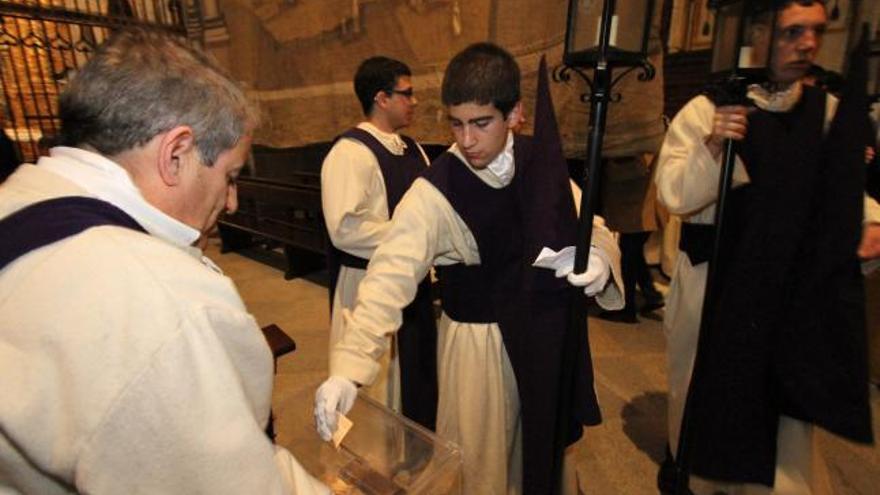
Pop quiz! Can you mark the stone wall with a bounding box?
[209,0,665,158]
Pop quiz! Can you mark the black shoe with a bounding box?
[657,445,695,495]
[597,309,638,324]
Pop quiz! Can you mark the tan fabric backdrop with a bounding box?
[211,0,664,156]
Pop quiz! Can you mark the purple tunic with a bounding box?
[423,134,600,494]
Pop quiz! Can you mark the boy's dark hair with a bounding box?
[781,0,824,7]
[759,0,825,12]
[733,0,824,15]
[354,56,411,116]
[441,42,520,117]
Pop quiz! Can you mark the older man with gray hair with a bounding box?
[0,30,327,494]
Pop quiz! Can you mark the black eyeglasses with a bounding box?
[385,87,414,98]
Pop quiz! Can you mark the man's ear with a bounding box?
[157,126,196,186]
[506,101,524,130]
[373,90,390,111]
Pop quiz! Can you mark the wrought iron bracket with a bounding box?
[552,58,655,104]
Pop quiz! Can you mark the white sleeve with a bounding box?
[274,446,331,495]
[654,95,750,217]
[75,307,328,495]
[330,178,469,386]
[321,139,391,259]
[569,179,624,310]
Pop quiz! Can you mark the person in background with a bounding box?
[321,56,437,430]
[598,152,665,324]
[0,108,21,184]
[0,130,21,184]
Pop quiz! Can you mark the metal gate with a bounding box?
[0,0,205,162]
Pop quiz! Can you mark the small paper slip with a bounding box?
[532,246,576,271]
[332,413,353,449]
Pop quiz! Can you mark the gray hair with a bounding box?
[59,29,258,165]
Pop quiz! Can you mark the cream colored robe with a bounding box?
[656,91,880,495]
[331,138,624,495]
[0,148,327,494]
[321,122,429,411]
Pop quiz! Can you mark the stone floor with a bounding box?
[205,238,880,494]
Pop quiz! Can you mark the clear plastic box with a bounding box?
[283,394,462,495]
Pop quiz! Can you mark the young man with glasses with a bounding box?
[320,56,437,430]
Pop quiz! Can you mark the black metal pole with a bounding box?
[555,2,616,492]
[672,77,747,494]
[556,60,612,495]
[556,0,657,489]
[573,0,615,273]
[574,64,610,272]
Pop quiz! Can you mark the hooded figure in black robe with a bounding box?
[685,20,874,487]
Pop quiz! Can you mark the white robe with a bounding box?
[655,90,880,495]
[321,122,429,411]
[330,134,624,495]
[0,147,327,494]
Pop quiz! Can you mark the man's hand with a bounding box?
[555,248,611,296]
[706,105,751,158]
[314,376,357,441]
[858,224,880,260]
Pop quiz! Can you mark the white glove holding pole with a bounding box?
[314,376,357,441]
[555,249,611,296]
[533,245,611,296]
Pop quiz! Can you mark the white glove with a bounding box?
[555,248,611,297]
[314,376,357,441]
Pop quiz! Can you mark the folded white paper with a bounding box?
[532,246,576,271]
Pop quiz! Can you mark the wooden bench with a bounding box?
[218,143,330,279]
[260,323,296,442]
[218,142,450,280]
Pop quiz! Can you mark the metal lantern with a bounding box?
[556,0,656,274]
[563,0,655,67]
[554,7,659,493]
[709,0,777,80]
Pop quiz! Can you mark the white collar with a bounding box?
[748,81,803,113]
[358,122,407,155]
[38,146,200,248]
[448,131,516,187]
[486,132,516,185]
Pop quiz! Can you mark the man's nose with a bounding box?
[461,127,476,148]
[799,29,820,52]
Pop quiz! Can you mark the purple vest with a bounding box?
[328,128,426,269]
[423,135,599,494]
